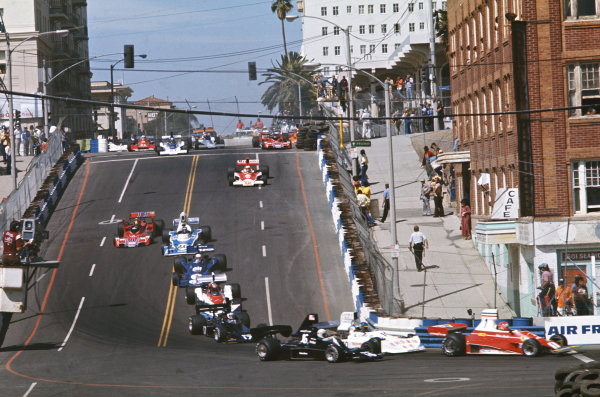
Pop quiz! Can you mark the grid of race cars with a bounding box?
[116,207,572,362]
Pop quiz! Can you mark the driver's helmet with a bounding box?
[207,282,221,294]
[244,165,252,173]
[193,253,202,263]
[359,322,369,332]
[227,313,235,320]
[498,321,510,331]
[317,329,327,339]
[134,219,140,226]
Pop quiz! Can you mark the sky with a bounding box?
[87,0,302,133]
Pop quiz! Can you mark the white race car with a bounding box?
[156,135,189,156]
[337,312,424,354]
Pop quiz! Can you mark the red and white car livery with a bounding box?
[428,309,570,357]
[114,211,164,248]
[128,136,156,151]
[227,158,269,187]
[261,134,292,150]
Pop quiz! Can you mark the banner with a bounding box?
[545,316,600,345]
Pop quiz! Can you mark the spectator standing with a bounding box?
[385,77,394,98]
[573,276,591,315]
[359,149,369,185]
[555,279,574,316]
[420,180,432,216]
[13,125,21,157]
[340,76,349,100]
[460,199,472,239]
[436,100,445,129]
[380,183,390,222]
[426,102,434,131]
[2,220,25,266]
[356,189,376,227]
[403,110,411,134]
[432,176,445,217]
[422,146,435,179]
[22,126,30,156]
[538,263,556,316]
[405,74,413,99]
[360,109,372,139]
[395,77,404,98]
[236,119,245,131]
[392,108,402,135]
[331,76,339,99]
[361,180,371,198]
[408,225,428,271]
[34,124,43,140]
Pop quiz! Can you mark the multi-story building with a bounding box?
[126,96,174,138]
[90,81,132,137]
[0,0,92,136]
[447,0,600,316]
[297,0,449,110]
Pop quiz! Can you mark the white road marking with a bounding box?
[110,214,115,223]
[89,264,96,277]
[261,221,264,230]
[99,237,106,247]
[573,353,595,363]
[258,185,261,190]
[259,201,263,208]
[35,269,51,284]
[424,378,470,383]
[23,382,37,397]
[265,277,273,326]
[91,151,305,164]
[262,245,266,257]
[118,158,138,203]
[58,297,85,352]
[255,152,259,161]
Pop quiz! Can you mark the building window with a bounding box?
[420,22,425,29]
[323,47,329,56]
[359,5,365,14]
[408,3,414,11]
[381,24,387,33]
[360,45,366,54]
[382,44,388,53]
[567,63,600,117]
[409,23,415,31]
[380,4,386,13]
[419,2,424,9]
[393,3,399,12]
[348,26,352,32]
[334,26,340,35]
[333,6,339,15]
[369,24,375,33]
[0,51,6,74]
[395,43,401,49]
[321,6,327,16]
[323,67,330,75]
[334,46,341,56]
[565,0,598,18]
[368,4,374,13]
[394,23,400,33]
[370,44,376,53]
[347,5,352,13]
[359,25,365,34]
[572,160,600,214]
[322,27,328,36]
[433,2,437,9]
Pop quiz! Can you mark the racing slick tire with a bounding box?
[162,229,171,244]
[256,337,281,361]
[185,286,196,305]
[550,334,568,348]
[361,338,382,354]
[189,315,207,335]
[171,273,179,286]
[173,258,185,274]
[259,165,270,180]
[228,175,234,186]
[154,219,165,236]
[325,345,344,363]
[214,254,227,272]
[236,310,250,328]
[117,223,124,238]
[522,338,542,357]
[199,225,212,243]
[252,136,260,148]
[214,326,226,343]
[227,167,235,177]
[581,380,600,397]
[228,283,242,300]
[441,333,466,357]
[127,144,133,152]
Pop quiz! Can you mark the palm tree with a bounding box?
[434,10,449,49]
[260,52,317,116]
[271,0,293,55]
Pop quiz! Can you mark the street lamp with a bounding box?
[110,53,147,139]
[285,14,355,142]
[0,17,69,189]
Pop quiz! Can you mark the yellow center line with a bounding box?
[157,155,199,347]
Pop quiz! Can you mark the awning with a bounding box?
[435,151,470,164]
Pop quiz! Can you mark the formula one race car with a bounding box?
[227,158,269,187]
[155,134,189,156]
[171,254,228,288]
[127,136,156,151]
[192,128,225,149]
[261,134,292,150]
[255,313,382,363]
[427,309,570,357]
[187,280,242,310]
[336,312,424,354]
[162,212,213,256]
[114,212,164,248]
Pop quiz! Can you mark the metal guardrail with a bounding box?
[0,132,64,235]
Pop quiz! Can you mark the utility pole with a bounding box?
[429,0,439,130]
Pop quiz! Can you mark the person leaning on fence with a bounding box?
[408,226,428,271]
[356,189,376,227]
[556,279,574,316]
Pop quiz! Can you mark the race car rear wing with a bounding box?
[187,273,227,285]
[129,211,155,219]
[427,323,469,337]
[161,135,183,139]
[162,244,215,256]
[250,325,293,340]
[172,217,200,226]
[337,311,358,332]
[236,159,260,166]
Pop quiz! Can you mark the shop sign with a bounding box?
[561,251,600,262]
[491,188,519,219]
[545,316,600,345]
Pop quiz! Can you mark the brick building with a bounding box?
[446,0,600,316]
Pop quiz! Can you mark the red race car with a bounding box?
[128,136,156,151]
[261,134,292,150]
[227,158,269,187]
[114,212,165,248]
[428,309,570,357]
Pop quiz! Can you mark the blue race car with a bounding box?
[171,254,228,288]
[162,212,213,256]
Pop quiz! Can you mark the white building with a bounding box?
[0,0,92,136]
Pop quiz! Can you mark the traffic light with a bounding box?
[421,68,429,81]
[15,110,21,124]
[248,62,257,81]
[124,45,135,68]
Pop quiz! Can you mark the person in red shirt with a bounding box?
[2,221,24,266]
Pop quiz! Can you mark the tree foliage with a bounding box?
[271,0,293,55]
[435,10,449,49]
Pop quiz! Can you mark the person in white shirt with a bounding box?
[408,225,428,271]
[360,109,372,139]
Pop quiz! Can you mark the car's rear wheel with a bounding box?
[199,225,212,243]
[171,273,179,286]
[325,345,344,363]
[228,283,241,300]
[185,287,196,305]
[189,315,206,335]
[162,229,171,244]
[154,219,165,236]
[214,326,226,343]
[441,333,466,357]
[227,167,235,177]
[260,165,270,180]
[214,254,227,272]
[228,175,234,186]
[173,258,185,274]
[127,144,132,152]
[522,338,542,357]
[361,338,381,354]
[117,223,124,237]
[256,338,280,361]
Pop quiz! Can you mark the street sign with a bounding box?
[351,140,371,147]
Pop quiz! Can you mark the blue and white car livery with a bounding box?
[162,212,213,256]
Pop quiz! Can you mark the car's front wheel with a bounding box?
[522,338,542,357]
[361,338,381,354]
[325,345,344,363]
[214,326,226,343]
[256,338,281,361]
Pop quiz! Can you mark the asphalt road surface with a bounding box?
[0,147,596,397]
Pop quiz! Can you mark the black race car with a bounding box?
[255,313,382,363]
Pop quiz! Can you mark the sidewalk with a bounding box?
[0,155,35,202]
[365,132,514,319]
